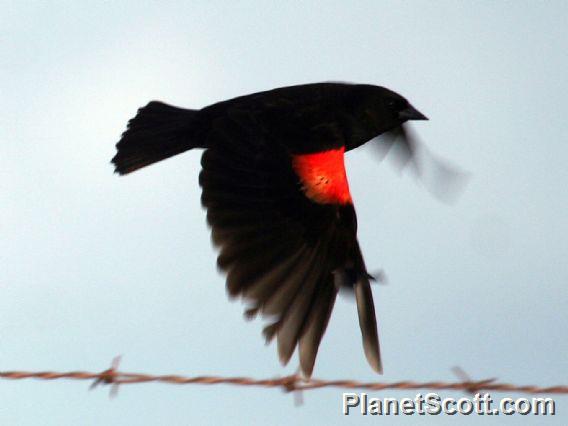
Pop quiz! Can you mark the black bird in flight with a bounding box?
[112,82,430,377]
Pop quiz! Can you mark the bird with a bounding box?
[112,82,429,377]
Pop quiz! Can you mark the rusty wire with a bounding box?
[1,358,567,396]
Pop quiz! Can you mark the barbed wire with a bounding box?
[1,358,566,398]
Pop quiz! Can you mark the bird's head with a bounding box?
[354,84,428,135]
[350,84,468,203]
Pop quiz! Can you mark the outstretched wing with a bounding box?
[199,110,381,376]
[373,124,470,203]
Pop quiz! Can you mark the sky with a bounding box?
[2,1,567,424]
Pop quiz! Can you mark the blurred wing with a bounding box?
[373,124,470,203]
[372,125,417,171]
[199,111,381,376]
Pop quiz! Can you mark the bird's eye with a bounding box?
[386,98,407,112]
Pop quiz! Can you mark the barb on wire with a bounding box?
[451,366,496,395]
[89,355,122,398]
[1,361,567,396]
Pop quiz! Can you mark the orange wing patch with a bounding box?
[291,147,352,205]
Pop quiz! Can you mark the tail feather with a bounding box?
[112,101,202,175]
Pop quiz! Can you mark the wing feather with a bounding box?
[199,111,381,376]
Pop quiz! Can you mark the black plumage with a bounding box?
[112,82,429,377]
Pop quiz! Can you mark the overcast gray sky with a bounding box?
[2,1,567,424]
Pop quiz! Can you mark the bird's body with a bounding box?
[112,82,428,377]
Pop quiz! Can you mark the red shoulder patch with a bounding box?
[291,147,352,205]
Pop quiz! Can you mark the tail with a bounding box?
[112,101,203,175]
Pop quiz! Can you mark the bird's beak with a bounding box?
[399,104,428,121]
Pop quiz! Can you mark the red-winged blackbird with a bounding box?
[112,82,428,377]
